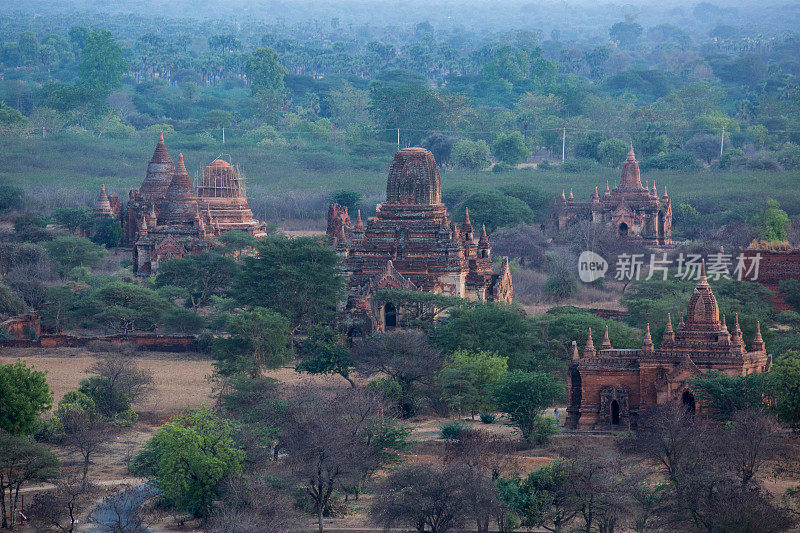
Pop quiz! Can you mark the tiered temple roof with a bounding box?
[566,261,771,429]
[554,144,672,245]
[330,147,512,335]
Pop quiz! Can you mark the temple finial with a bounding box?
[585,328,594,349]
[464,207,471,225]
[601,325,612,349]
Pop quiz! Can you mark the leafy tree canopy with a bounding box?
[0,360,53,435]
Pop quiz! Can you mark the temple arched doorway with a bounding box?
[610,399,620,425]
[657,210,665,239]
[619,222,629,237]
[383,302,397,329]
[682,390,696,414]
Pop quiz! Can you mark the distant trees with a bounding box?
[370,463,468,533]
[246,47,286,96]
[353,330,442,417]
[212,307,291,377]
[42,236,107,279]
[439,349,507,418]
[78,28,127,97]
[492,132,529,165]
[155,252,238,311]
[451,139,491,170]
[758,199,789,242]
[280,386,407,533]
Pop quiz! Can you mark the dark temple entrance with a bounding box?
[384,302,397,329]
[610,399,620,425]
[619,222,629,237]
[682,390,696,414]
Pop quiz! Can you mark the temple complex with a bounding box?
[328,147,513,335]
[104,133,266,275]
[566,262,771,430]
[553,144,672,245]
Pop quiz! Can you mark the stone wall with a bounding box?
[0,313,41,340]
[1,333,197,352]
[741,249,800,311]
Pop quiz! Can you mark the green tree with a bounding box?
[510,461,578,531]
[451,139,491,170]
[689,370,770,420]
[132,407,245,520]
[0,361,53,435]
[78,28,127,96]
[296,325,355,387]
[493,370,564,442]
[213,307,291,378]
[0,433,60,529]
[155,252,238,311]
[439,349,508,417]
[758,199,789,243]
[234,236,344,337]
[329,189,363,216]
[245,47,286,96]
[492,132,529,165]
[91,218,122,248]
[0,283,27,316]
[52,207,93,236]
[434,303,536,370]
[597,138,628,166]
[42,236,107,279]
[0,184,24,212]
[609,21,643,47]
[458,190,534,232]
[769,350,800,427]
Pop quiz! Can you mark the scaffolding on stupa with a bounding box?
[194,155,247,199]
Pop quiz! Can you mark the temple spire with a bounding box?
[571,340,580,361]
[751,321,765,352]
[627,141,635,160]
[663,313,675,343]
[583,328,595,358]
[601,325,612,349]
[568,188,574,200]
[355,209,364,229]
[463,207,471,226]
[479,224,489,243]
[642,323,654,351]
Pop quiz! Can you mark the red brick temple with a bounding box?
[566,262,771,429]
[110,133,266,275]
[328,147,513,335]
[553,144,672,245]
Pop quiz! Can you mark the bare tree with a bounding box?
[280,386,389,533]
[206,474,300,533]
[443,431,518,533]
[370,463,467,533]
[59,407,112,482]
[352,330,442,417]
[29,475,98,533]
[722,408,780,488]
[88,484,159,533]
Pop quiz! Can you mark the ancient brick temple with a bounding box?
[566,262,771,430]
[328,147,513,335]
[93,184,121,219]
[553,144,672,245]
[118,133,266,275]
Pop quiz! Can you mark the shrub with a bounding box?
[492,132,529,165]
[479,412,496,424]
[492,162,514,173]
[778,144,800,170]
[561,158,597,172]
[745,156,779,171]
[597,138,628,166]
[366,377,403,404]
[451,139,491,170]
[527,414,559,446]
[439,420,469,440]
[718,148,746,169]
[640,150,701,170]
[545,271,578,299]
